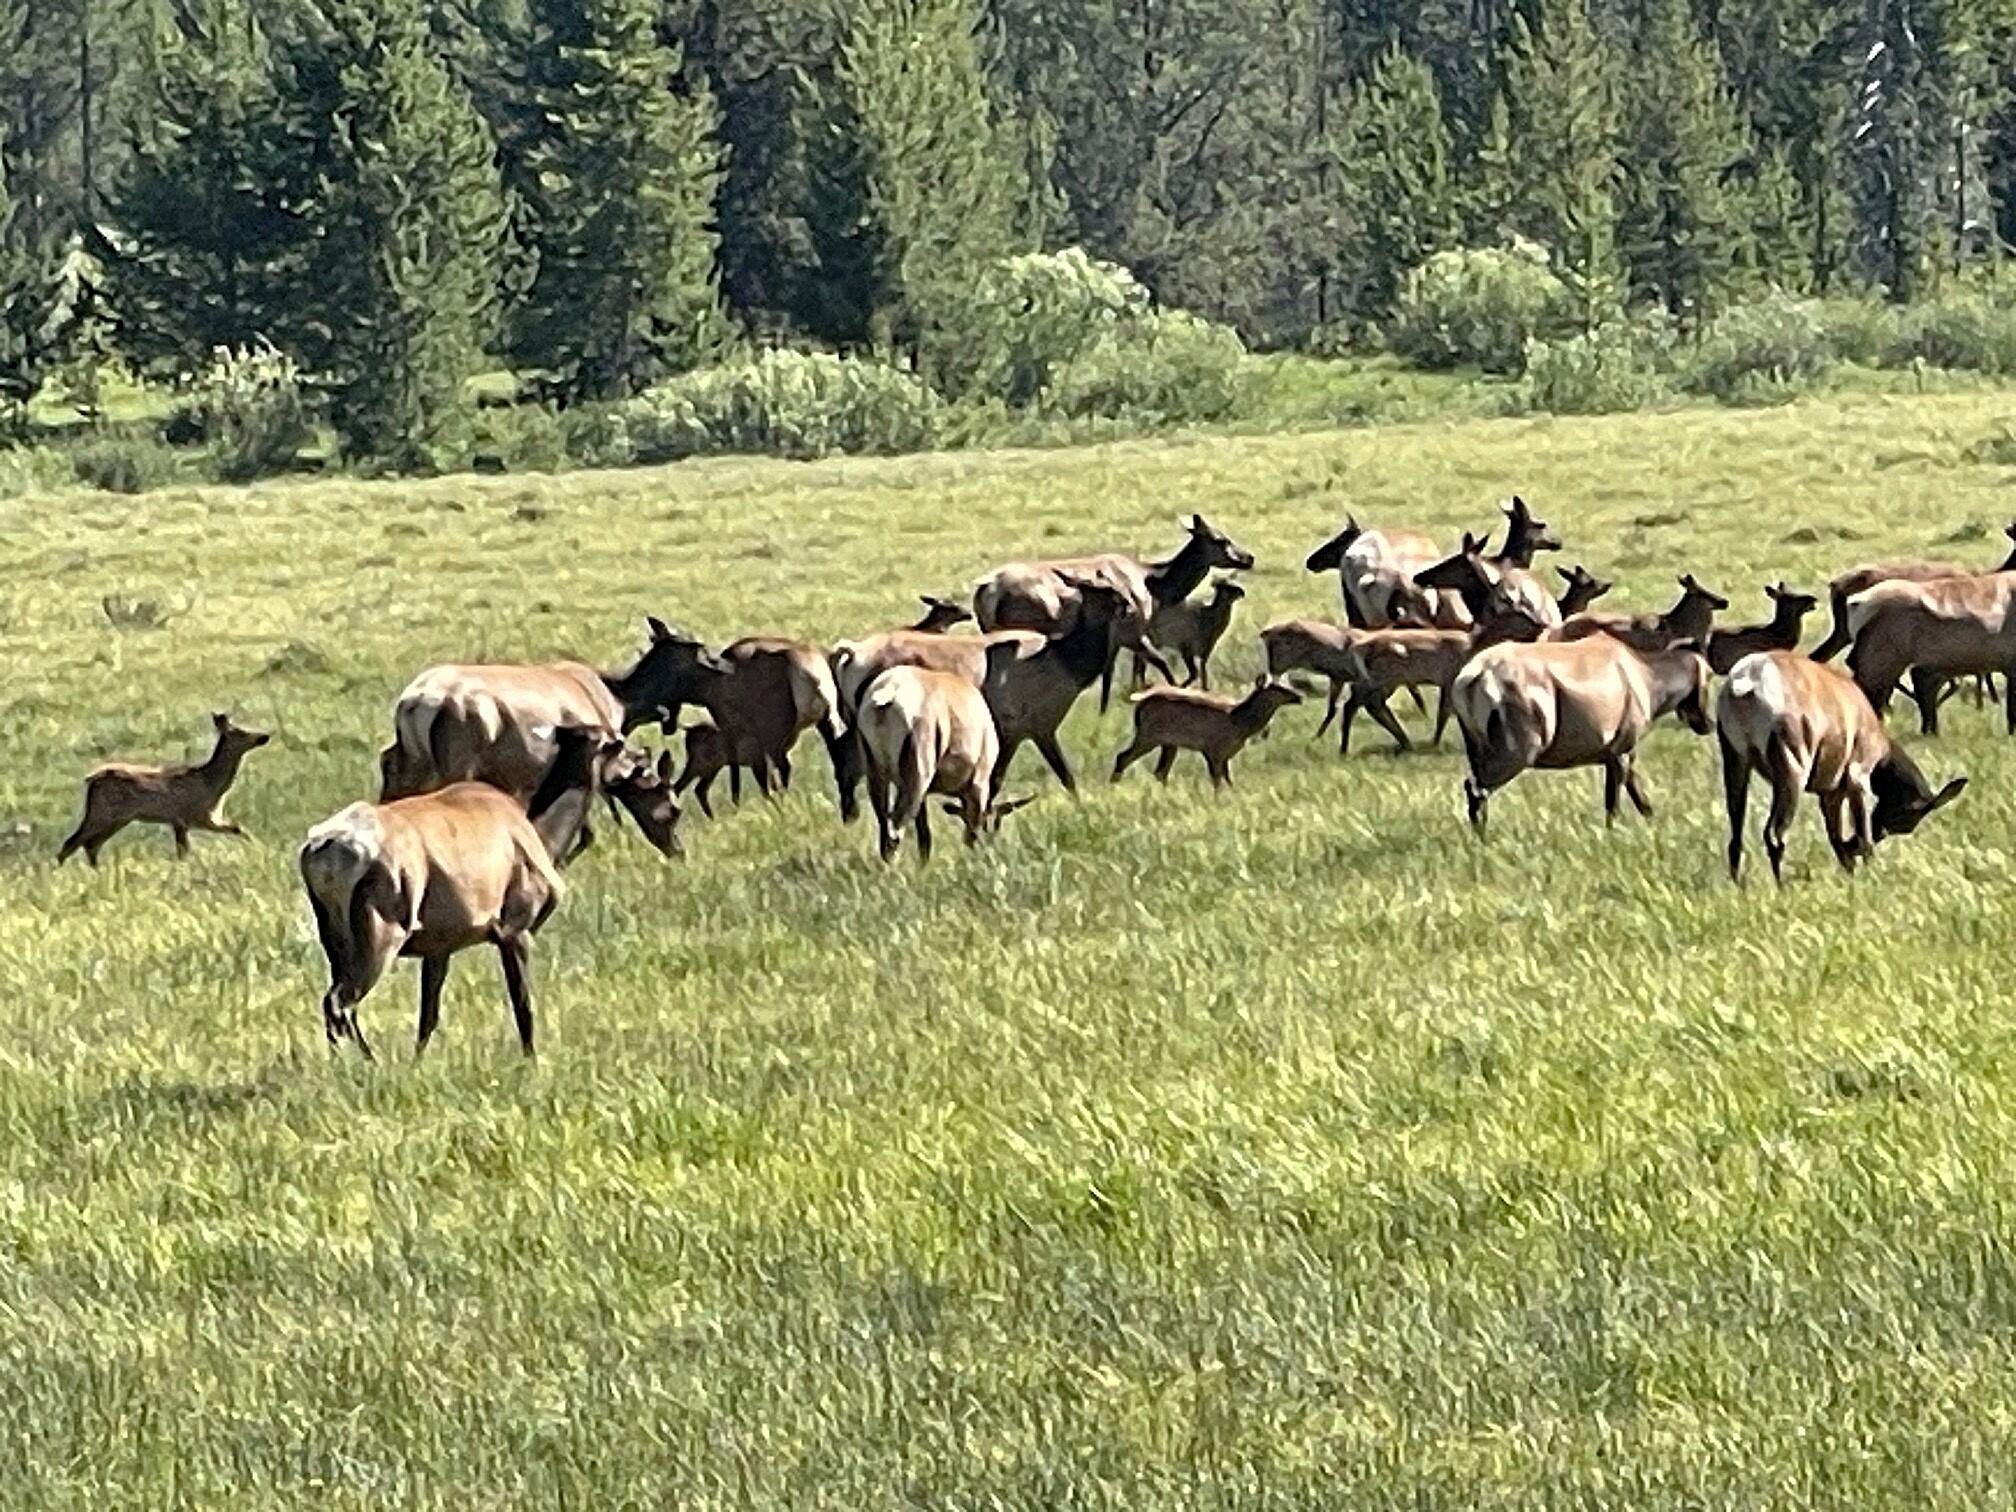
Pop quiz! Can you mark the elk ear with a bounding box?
[1345,512,1360,531]
[1190,513,1208,532]
[646,615,675,642]
[1931,776,1968,810]
[211,711,229,729]
[993,795,1037,821]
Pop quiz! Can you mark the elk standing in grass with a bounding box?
[302,725,619,1060]
[1111,676,1303,788]
[1717,650,1965,881]
[856,666,1031,860]
[1414,501,1566,631]
[1707,583,1819,674]
[1812,522,2016,662]
[1306,516,1467,629]
[59,713,271,865]
[1140,575,1245,689]
[1450,638,1713,835]
[1845,571,2016,735]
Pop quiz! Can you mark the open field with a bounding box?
[6,392,2016,1505]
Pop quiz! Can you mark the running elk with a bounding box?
[1111,676,1303,788]
[59,713,271,864]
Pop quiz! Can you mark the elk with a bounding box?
[1812,521,2016,661]
[302,725,621,1061]
[972,513,1251,696]
[1305,516,1467,629]
[1111,675,1303,788]
[1554,574,1729,653]
[1450,638,1713,835]
[1706,583,1819,674]
[855,666,1032,860]
[833,579,1138,806]
[1556,564,1614,617]
[1259,597,1547,755]
[59,713,271,864]
[1140,576,1245,689]
[1844,571,2016,735]
[1718,650,1965,881]
[1413,505,1565,630]
[910,595,974,633]
[379,618,726,803]
[656,637,848,808]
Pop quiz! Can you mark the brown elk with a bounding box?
[1450,638,1713,835]
[59,713,271,864]
[855,666,1032,860]
[656,637,848,808]
[1718,651,1965,881]
[1111,676,1304,788]
[301,725,621,1060]
[1556,564,1614,617]
[1554,574,1729,653]
[910,595,974,633]
[972,514,1252,696]
[1414,506,1565,630]
[1845,572,2016,735]
[1706,583,1819,674]
[1812,521,2016,661]
[1306,516,1467,629]
[1141,576,1245,689]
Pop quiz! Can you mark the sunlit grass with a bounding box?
[3,390,2016,1504]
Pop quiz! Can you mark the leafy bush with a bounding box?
[616,349,947,463]
[0,445,83,498]
[1520,315,1674,415]
[1389,240,1575,374]
[468,403,570,474]
[1040,309,1250,425]
[64,430,185,494]
[558,403,632,470]
[1809,298,1902,367]
[1680,293,1836,400]
[179,343,313,482]
[1887,294,2016,375]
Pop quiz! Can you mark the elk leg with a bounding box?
[1909,668,1942,736]
[1363,692,1413,754]
[774,752,793,791]
[990,737,1025,801]
[1033,733,1076,793]
[1763,748,1803,884]
[1847,780,1876,860]
[1193,656,1209,692]
[1336,690,1363,755]
[1820,789,1857,871]
[82,818,131,866]
[1208,755,1232,790]
[728,762,744,806]
[172,825,190,858]
[1153,747,1178,783]
[1430,685,1452,747]
[914,801,934,862]
[1315,679,1344,739]
[498,937,536,1057]
[415,955,449,1057]
[1719,734,1750,881]
[1622,758,1654,818]
[2005,669,2016,736]
[752,758,774,799]
[1111,738,1151,782]
[867,762,897,861]
[693,772,716,820]
[832,727,865,824]
[1403,684,1427,717]
[1603,759,1623,825]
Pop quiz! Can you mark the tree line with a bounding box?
[1,0,2012,460]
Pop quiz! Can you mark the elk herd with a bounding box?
[60,501,2004,1059]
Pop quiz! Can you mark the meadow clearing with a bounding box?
[6,392,2016,1505]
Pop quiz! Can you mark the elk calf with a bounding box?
[1143,576,1245,689]
[301,725,618,1059]
[1557,564,1614,617]
[60,713,271,865]
[1706,582,1818,674]
[1717,651,1965,881]
[855,666,1029,861]
[1111,676,1303,788]
[1554,574,1728,653]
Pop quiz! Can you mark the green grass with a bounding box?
[6,390,2016,1505]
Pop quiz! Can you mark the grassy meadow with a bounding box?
[8,392,2016,1505]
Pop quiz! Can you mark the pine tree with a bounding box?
[1495,0,1627,325]
[0,0,79,416]
[1620,0,1757,325]
[504,0,724,401]
[1843,0,1944,298]
[1337,45,1459,318]
[0,128,67,416]
[802,0,1024,381]
[271,0,508,460]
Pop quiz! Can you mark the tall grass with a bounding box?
[4,392,2016,1504]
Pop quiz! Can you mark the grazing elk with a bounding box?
[1306,516,1467,629]
[1845,571,2016,735]
[379,618,726,802]
[1718,651,1965,881]
[855,666,1032,860]
[1706,583,1819,674]
[1557,565,1614,617]
[302,725,620,1060]
[834,579,1140,805]
[1812,521,2016,662]
[972,513,1252,695]
[1554,574,1729,653]
[1140,576,1245,689]
[1450,637,1713,835]
[59,713,271,864]
[1111,676,1303,788]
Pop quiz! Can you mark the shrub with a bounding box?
[1810,298,1902,367]
[1388,240,1575,374]
[1520,315,1674,415]
[943,248,1148,406]
[64,430,185,494]
[616,349,946,463]
[1887,294,2016,375]
[183,343,313,482]
[0,444,82,498]
[468,403,570,474]
[1680,293,1836,400]
[1040,309,1250,425]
